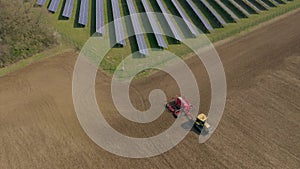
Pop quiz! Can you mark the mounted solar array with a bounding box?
[156,0,182,41]
[186,0,213,31]
[78,0,88,26]
[36,0,290,55]
[48,0,60,13]
[243,0,261,13]
[170,0,198,36]
[214,0,239,21]
[62,0,74,18]
[111,0,126,46]
[229,0,251,16]
[269,0,280,6]
[257,0,271,9]
[201,0,227,26]
[126,0,149,55]
[96,0,105,34]
[141,0,167,49]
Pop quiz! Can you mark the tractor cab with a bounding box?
[194,113,212,133]
[195,114,207,127]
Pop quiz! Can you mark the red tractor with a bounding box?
[166,96,212,134]
[165,96,193,118]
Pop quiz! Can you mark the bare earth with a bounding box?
[1,10,300,169]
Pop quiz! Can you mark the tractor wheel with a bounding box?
[173,113,178,118]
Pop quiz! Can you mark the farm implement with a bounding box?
[166,96,212,134]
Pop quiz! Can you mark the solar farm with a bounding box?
[36,0,293,56]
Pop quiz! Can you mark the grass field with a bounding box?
[1,0,299,76]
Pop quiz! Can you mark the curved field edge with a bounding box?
[0,1,299,77]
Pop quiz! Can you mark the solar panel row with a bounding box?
[36,0,46,6]
[62,0,74,18]
[111,0,126,46]
[126,0,149,56]
[156,0,182,41]
[269,0,279,6]
[171,0,198,36]
[78,0,88,26]
[243,0,261,13]
[186,0,213,31]
[201,0,227,26]
[214,0,239,21]
[141,0,167,48]
[256,0,270,9]
[229,0,250,16]
[37,0,286,52]
[96,0,105,34]
[48,0,60,13]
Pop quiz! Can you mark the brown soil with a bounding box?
[0,11,299,169]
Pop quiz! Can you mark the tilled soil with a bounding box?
[0,10,299,169]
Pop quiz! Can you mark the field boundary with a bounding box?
[0,44,75,77]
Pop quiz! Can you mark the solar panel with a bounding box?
[126,0,149,55]
[229,0,250,16]
[156,0,182,41]
[256,0,271,9]
[186,0,213,31]
[141,0,167,48]
[36,0,46,6]
[201,0,227,26]
[214,0,239,21]
[243,0,261,13]
[96,0,105,34]
[78,0,88,26]
[48,0,60,13]
[171,0,198,36]
[111,0,126,46]
[268,0,279,6]
[62,0,74,18]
